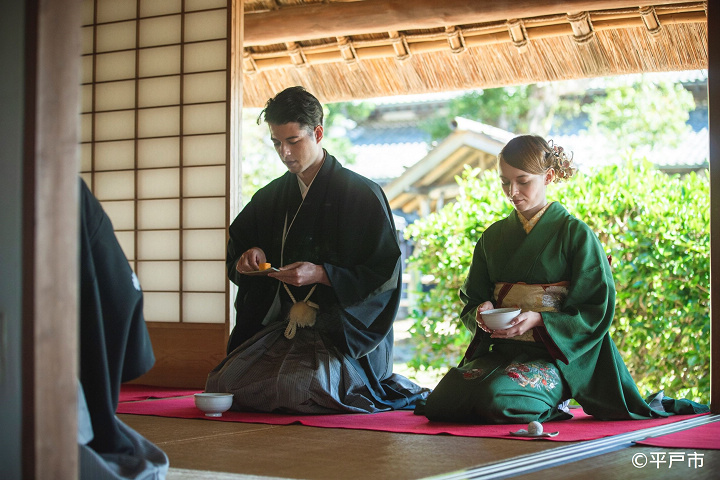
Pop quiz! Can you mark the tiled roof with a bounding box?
[347,124,432,146]
[345,142,430,184]
[551,129,708,171]
[347,111,708,182]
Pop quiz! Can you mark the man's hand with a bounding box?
[235,247,266,273]
[269,262,330,287]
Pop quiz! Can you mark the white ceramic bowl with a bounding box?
[194,393,234,417]
[480,308,521,330]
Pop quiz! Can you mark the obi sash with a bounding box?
[493,281,570,342]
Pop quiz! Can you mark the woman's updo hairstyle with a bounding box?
[497,134,576,183]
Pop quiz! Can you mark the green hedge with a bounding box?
[404,159,710,403]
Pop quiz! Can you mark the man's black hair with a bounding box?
[258,86,324,130]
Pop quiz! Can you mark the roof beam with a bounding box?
[244,0,687,46]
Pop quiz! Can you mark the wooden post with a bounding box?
[229,0,245,337]
[22,0,82,478]
[708,0,719,415]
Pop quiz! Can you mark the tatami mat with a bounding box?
[167,468,293,480]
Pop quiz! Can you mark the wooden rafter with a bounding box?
[244,7,706,73]
[244,0,692,46]
[241,1,708,107]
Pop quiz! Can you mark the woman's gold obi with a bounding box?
[492,281,570,342]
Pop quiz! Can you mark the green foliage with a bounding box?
[405,166,513,368]
[420,86,534,141]
[241,109,286,203]
[323,100,375,166]
[405,161,710,403]
[583,78,695,151]
[419,83,585,142]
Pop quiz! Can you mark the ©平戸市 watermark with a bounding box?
[632,452,704,469]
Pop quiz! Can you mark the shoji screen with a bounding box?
[80,0,230,330]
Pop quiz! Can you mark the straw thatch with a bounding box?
[241,1,707,107]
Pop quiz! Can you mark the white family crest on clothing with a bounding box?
[131,271,141,291]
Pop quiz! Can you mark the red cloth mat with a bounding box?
[119,384,202,403]
[115,395,707,442]
[635,421,720,450]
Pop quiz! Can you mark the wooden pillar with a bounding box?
[22,0,82,478]
[229,0,244,335]
[708,0,719,415]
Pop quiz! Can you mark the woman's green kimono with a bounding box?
[422,202,704,424]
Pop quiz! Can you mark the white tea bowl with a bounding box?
[480,308,521,330]
[194,392,234,417]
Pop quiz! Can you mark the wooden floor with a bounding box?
[119,412,719,479]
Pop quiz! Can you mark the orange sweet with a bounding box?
[259,263,271,271]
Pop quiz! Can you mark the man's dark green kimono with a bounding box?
[78,179,168,478]
[206,153,429,413]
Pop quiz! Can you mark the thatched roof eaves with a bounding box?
[241,1,708,107]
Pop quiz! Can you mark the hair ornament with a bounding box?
[547,140,575,183]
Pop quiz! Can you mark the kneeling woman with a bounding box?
[420,135,706,424]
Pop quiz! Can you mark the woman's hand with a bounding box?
[475,301,496,333]
[490,311,544,339]
[235,247,266,273]
[269,262,330,287]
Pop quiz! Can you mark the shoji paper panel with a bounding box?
[184,72,226,104]
[138,76,181,108]
[183,198,225,228]
[80,114,93,143]
[143,292,180,322]
[137,168,180,199]
[139,46,181,77]
[80,144,92,171]
[137,261,180,291]
[138,137,181,168]
[81,1,230,325]
[96,0,136,23]
[137,230,180,260]
[184,134,226,166]
[95,110,135,141]
[94,171,135,200]
[183,230,226,260]
[183,166,225,197]
[138,107,180,138]
[95,51,137,81]
[140,0,181,17]
[95,140,135,171]
[184,10,227,42]
[95,80,136,111]
[81,56,94,83]
[139,15,182,47]
[95,21,136,52]
[183,293,225,323]
[79,172,93,189]
[100,200,135,230]
[81,84,93,113]
[183,261,226,291]
[184,40,226,73]
[186,0,226,11]
[137,199,180,230]
[114,231,136,260]
[183,103,226,135]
